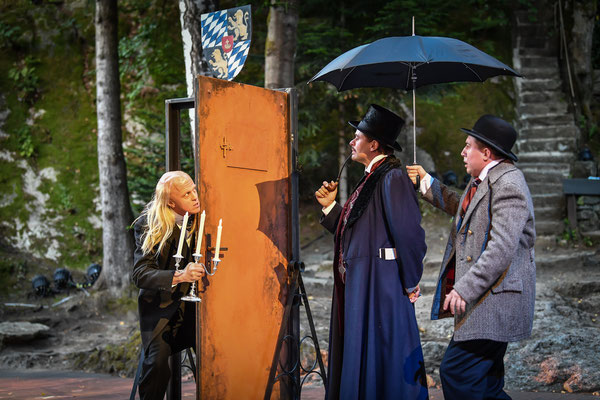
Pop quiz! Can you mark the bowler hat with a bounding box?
[348,104,404,152]
[461,115,518,161]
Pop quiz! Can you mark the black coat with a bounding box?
[320,157,428,400]
[132,215,194,349]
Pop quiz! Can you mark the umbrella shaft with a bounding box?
[413,89,416,164]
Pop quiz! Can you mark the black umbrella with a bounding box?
[309,22,521,165]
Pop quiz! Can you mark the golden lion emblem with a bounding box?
[228,9,249,41]
[208,48,228,79]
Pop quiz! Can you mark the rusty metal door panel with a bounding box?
[195,76,290,400]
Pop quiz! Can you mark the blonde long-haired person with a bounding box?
[131,171,205,400]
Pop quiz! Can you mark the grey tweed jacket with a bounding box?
[424,161,536,342]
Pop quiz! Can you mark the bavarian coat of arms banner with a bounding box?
[201,5,252,81]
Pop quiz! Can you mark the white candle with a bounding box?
[213,218,222,260]
[195,210,206,255]
[175,212,189,257]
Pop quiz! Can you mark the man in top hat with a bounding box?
[407,115,536,398]
[315,104,428,399]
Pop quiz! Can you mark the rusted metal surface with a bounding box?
[195,76,291,400]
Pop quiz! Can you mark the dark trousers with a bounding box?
[440,337,510,400]
[139,303,196,400]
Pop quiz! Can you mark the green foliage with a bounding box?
[53,183,75,212]
[560,218,595,247]
[8,56,40,104]
[119,21,157,101]
[579,115,599,140]
[0,258,27,291]
[16,125,35,158]
[118,0,186,101]
[72,327,141,377]
[593,9,600,69]
[562,218,578,242]
[124,110,195,215]
[0,0,525,271]
[0,21,21,48]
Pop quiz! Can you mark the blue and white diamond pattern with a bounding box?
[201,10,227,50]
[227,40,250,80]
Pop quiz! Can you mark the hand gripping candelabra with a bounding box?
[179,211,224,302]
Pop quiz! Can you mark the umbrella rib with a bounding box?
[463,63,483,81]
[339,66,357,89]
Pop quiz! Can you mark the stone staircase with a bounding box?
[512,8,578,236]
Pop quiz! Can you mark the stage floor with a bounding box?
[0,369,598,399]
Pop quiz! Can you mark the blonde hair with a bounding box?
[137,171,198,256]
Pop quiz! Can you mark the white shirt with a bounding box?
[322,155,389,215]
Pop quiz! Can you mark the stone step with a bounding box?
[534,205,565,219]
[519,78,562,92]
[516,46,556,58]
[519,56,559,69]
[516,102,568,116]
[514,20,554,37]
[535,249,597,271]
[519,36,554,50]
[519,66,560,80]
[517,151,576,164]
[517,162,571,174]
[520,90,564,104]
[529,183,564,193]
[530,191,564,199]
[518,124,579,139]
[524,173,566,188]
[517,113,575,128]
[516,137,577,153]
[522,172,569,185]
[535,219,566,235]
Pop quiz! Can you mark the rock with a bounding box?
[0,321,50,344]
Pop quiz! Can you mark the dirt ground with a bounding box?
[1,206,599,395]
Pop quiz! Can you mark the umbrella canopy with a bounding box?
[309,35,521,90]
[309,34,521,170]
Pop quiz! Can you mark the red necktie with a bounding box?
[461,178,481,216]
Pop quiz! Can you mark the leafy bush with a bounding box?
[16,125,35,158]
[0,21,21,48]
[8,56,40,104]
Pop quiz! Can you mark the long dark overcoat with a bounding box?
[132,215,195,350]
[320,157,428,400]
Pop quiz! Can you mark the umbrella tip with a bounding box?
[412,16,415,36]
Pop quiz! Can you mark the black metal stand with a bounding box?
[264,262,328,400]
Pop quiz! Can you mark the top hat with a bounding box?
[461,115,518,161]
[348,104,404,152]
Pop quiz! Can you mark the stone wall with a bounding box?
[577,194,600,236]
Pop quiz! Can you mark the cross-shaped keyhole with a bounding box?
[220,137,232,158]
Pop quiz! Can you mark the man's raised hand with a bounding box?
[315,180,339,208]
[406,165,426,186]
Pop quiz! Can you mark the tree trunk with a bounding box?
[336,3,348,203]
[95,0,135,297]
[570,0,597,122]
[179,0,218,150]
[264,0,299,89]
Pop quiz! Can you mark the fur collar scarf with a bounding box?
[346,156,402,229]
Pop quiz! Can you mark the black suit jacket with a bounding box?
[132,215,194,349]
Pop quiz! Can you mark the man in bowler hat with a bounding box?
[316,104,428,399]
[407,115,536,398]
